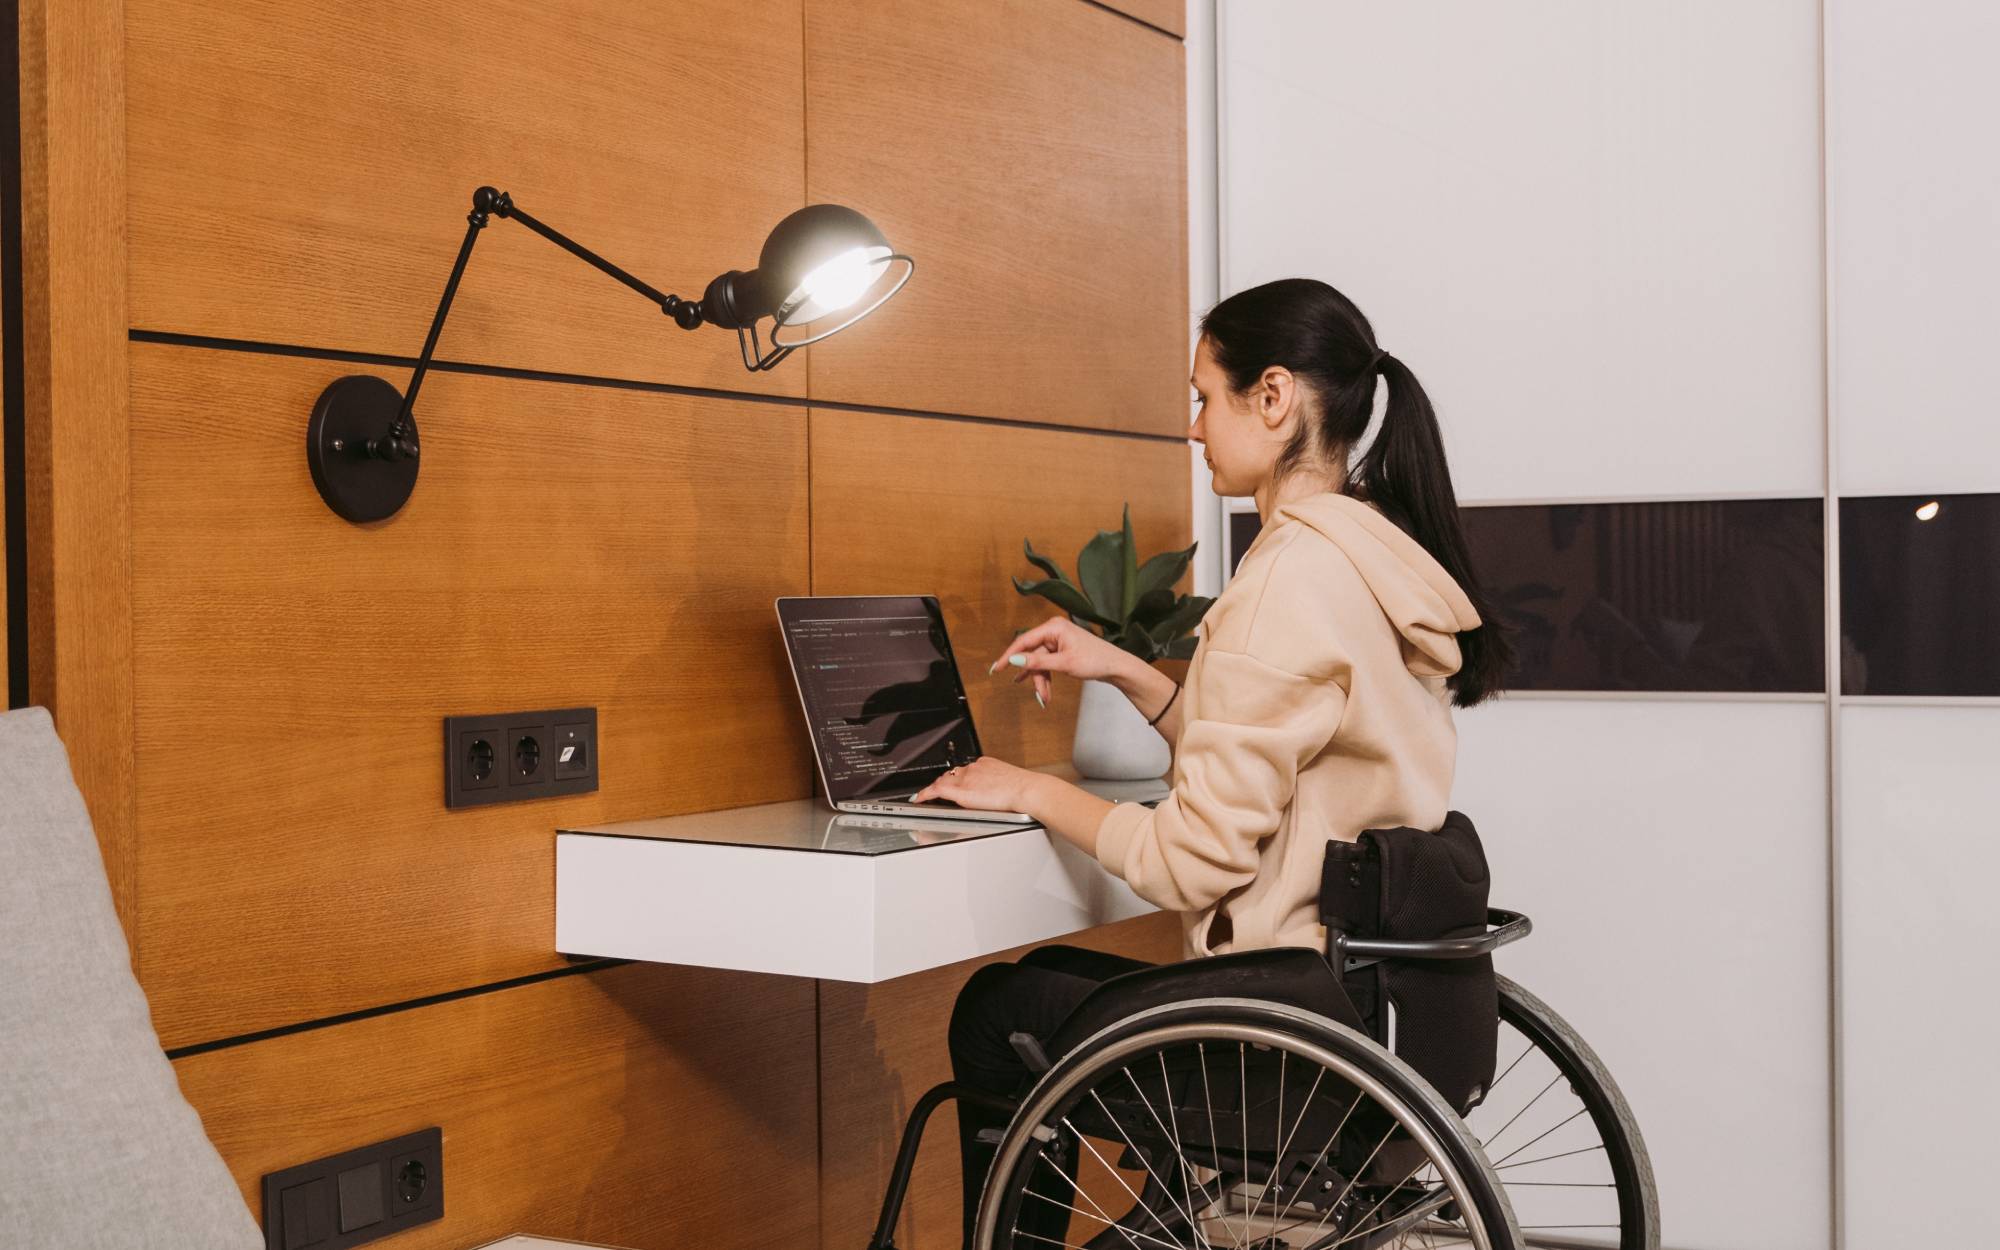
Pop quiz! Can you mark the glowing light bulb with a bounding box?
[1915,500,1941,521]
[790,245,891,323]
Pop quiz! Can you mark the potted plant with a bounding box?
[1014,506,1214,779]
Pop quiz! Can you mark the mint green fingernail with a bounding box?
[1035,689,1046,709]
[1008,654,1029,668]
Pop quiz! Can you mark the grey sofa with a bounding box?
[0,706,263,1248]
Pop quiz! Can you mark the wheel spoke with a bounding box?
[1242,1054,1328,1231]
[1194,1044,1233,1248]
[1142,1052,1225,1226]
[1023,1160,1179,1250]
[1059,1117,1193,1250]
[1238,1043,1251,1249]
[1501,1180,1615,1188]
[1479,1072,1562,1153]
[1119,1062,1220,1247]
[1495,1143,1604,1171]
[1268,1119,1398,1248]
[1081,1086,1209,1247]
[1487,1042,1536,1095]
[1488,1107,1588,1169]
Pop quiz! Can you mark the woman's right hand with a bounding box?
[989,615,1137,708]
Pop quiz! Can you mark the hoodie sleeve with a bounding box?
[1094,646,1347,912]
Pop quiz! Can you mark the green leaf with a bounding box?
[1022,538,1077,590]
[1076,527,1126,622]
[1150,594,1215,644]
[1164,634,1200,661]
[1011,575,1117,628]
[1128,587,1177,627]
[1133,542,1198,602]
[1120,505,1140,620]
[1123,619,1162,662]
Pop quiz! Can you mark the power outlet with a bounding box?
[445,708,597,809]
[261,1126,441,1250]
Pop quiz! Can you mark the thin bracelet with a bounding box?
[1146,682,1181,727]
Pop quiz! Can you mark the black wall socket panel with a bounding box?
[261,1126,442,1250]
[445,707,598,809]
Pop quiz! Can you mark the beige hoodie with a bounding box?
[1093,491,1483,958]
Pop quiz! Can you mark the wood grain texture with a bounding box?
[818,911,1184,1250]
[805,0,1189,435]
[809,408,1192,771]
[1091,0,1187,38]
[176,961,820,1250]
[125,0,809,397]
[16,0,136,930]
[130,343,813,1047]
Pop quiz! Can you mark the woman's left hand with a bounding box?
[910,756,1041,814]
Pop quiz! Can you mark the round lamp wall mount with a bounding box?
[304,186,912,523]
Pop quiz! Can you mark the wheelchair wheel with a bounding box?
[1470,977,1659,1250]
[974,998,1521,1250]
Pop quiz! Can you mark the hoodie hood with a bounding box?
[1267,492,1482,678]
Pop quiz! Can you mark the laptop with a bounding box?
[776,595,1036,823]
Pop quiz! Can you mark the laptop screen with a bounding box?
[777,596,985,802]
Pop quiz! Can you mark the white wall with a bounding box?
[1200,4,1835,1247]
[1218,2,1825,505]
[1455,702,1830,1250]
[1187,0,1222,598]
[1826,3,2000,1243]
[1835,705,2000,1245]
[1828,1,2000,497]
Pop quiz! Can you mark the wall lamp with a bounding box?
[306,186,914,523]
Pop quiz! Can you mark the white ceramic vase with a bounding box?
[1071,678,1172,781]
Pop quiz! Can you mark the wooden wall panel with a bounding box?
[125,0,809,398]
[17,0,136,927]
[1093,0,1186,37]
[805,0,1189,436]
[176,961,820,1250]
[818,911,1183,1250]
[809,409,1192,771]
[130,343,813,1047]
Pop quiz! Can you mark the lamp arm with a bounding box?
[377,186,704,460]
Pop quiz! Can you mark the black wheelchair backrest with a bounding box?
[1321,811,1500,1112]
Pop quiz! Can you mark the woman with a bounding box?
[909,277,1512,1246]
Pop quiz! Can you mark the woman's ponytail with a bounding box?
[1200,278,1513,706]
[1346,353,1511,706]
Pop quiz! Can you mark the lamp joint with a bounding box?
[469,185,513,227]
[663,296,704,331]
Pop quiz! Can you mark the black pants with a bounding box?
[948,945,1155,1250]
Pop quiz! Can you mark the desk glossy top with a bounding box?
[558,768,1169,856]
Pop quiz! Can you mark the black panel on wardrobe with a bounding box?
[1840,493,2000,697]
[1226,509,1262,575]
[1460,499,1826,693]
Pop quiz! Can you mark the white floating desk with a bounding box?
[556,771,1168,982]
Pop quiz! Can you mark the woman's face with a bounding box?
[1189,335,1298,498]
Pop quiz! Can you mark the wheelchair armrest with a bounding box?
[1335,908,1532,966]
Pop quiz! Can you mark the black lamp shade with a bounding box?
[701,204,912,348]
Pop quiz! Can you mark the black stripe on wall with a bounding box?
[1840,492,2000,697]
[163,958,629,1061]
[3,0,27,708]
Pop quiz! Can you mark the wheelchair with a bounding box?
[866,828,1660,1250]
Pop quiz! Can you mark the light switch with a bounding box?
[279,1177,331,1248]
[336,1162,384,1233]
